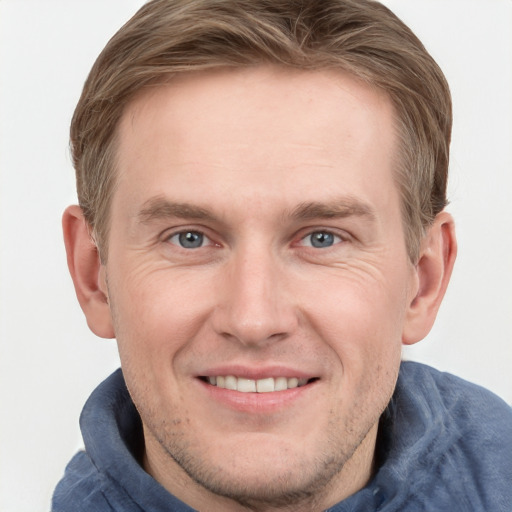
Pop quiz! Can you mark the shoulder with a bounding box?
[52,451,113,512]
[396,361,512,510]
[399,361,512,427]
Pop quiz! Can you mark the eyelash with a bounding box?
[298,230,344,249]
[163,228,347,250]
[165,230,214,249]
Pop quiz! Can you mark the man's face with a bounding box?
[103,67,418,509]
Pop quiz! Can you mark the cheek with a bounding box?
[108,272,210,418]
[304,264,409,335]
[300,266,407,378]
[108,267,216,366]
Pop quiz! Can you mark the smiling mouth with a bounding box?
[200,375,318,393]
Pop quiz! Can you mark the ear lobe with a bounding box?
[62,205,115,339]
[402,211,457,345]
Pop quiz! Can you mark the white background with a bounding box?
[0,1,511,511]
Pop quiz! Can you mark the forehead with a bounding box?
[114,66,398,218]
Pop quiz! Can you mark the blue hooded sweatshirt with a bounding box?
[52,362,512,511]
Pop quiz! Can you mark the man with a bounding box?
[52,0,512,510]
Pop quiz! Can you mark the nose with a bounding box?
[212,244,298,347]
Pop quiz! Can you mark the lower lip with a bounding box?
[197,378,316,414]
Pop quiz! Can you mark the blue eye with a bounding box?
[169,231,206,249]
[303,231,341,248]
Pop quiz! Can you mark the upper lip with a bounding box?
[196,364,318,380]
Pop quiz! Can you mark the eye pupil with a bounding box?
[310,232,334,248]
[178,231,203,248]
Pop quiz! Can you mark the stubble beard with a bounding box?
[141,405,380,512]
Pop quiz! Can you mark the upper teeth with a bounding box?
[207,376,308,393]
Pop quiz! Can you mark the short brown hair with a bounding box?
[71,0,451,262]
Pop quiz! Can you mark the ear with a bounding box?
[62,205,115,339]
[402,211,457,345]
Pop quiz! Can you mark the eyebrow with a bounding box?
[137,197,219,224]
[136,196,376,225]
[289,198,376,222]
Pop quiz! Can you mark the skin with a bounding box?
[64,66,456,511]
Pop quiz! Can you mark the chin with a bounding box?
[177,449,342,509]
[149,420,376,510]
